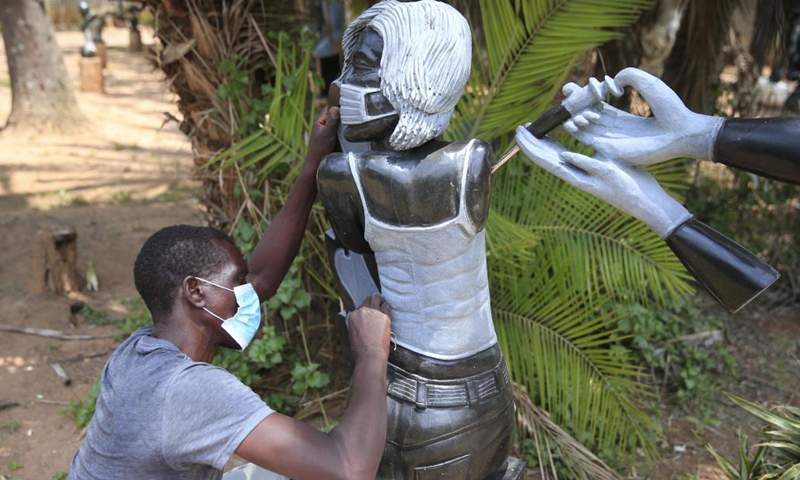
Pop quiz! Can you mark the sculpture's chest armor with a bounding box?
[348,141,497,360]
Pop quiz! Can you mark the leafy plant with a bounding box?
[66,379,101,429]
[0,420,19,433]
[708,394,800,480]
[50,473,68,480]
[290,362,330,396]
[615,297,736,413]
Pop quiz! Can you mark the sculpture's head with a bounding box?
[79,1,90,18]
[335,0,471,150]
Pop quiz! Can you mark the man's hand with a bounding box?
[347,294,391,364]
[515,127,692,238]
[562,68,724,165]
[306,106,340,167]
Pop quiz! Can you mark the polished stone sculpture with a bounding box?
[317,1,521,479]
[515,67,788,313]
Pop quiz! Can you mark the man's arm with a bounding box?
[246,107,339,301]
[235,294,391,480]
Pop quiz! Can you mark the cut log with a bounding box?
[79,56,104,94]
[29,227,85,295]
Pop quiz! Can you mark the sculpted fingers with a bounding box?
[613,68,685,120]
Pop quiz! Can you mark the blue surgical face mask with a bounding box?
[197,277,261,352]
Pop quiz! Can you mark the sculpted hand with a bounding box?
[306,106,340,167]
[515,127,692,238]
[561,68,724,165]
[347,294,392,364]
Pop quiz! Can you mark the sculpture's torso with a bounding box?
[346,140,496,359]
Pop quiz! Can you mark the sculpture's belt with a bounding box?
[386,356,510,409]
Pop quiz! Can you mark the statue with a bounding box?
[317,1,522,479]
[79,1,105,58]
[515,67,792,313]
[318,1,787,478]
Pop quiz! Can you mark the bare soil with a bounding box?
[0,27,201,480]
[0,26,798,480]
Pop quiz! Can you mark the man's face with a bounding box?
[200,241,250,349]
[333,28,400,143]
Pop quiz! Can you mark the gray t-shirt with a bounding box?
[68,327,273,480]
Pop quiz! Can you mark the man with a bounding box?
[68,107,393,480]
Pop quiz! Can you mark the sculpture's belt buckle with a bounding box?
[415,380,427,409]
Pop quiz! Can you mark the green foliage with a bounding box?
[0,420,19,433]
[6,463,20,472]
[66,378,101,429]
[212,324,287,385]
[50,473,68,480]
[290,362,330,396]
[708,395,800,480]
[217,54,274,138]
[266,256,312,321]
[81,305,115,326]
[615,297,736,413]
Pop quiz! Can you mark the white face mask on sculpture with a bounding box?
[197,277,261,352]
[339,0,472,150]
[338,83,398,125]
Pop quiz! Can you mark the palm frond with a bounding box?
[513,384,622,480]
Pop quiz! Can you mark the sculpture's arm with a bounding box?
[714,117,800,184]
[515,128,779,313]
[465,139,494,231]
[317,153,372,254]
[563,68,800,185]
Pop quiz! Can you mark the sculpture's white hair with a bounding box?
[341,0,471,150]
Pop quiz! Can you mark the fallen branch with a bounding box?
[0,401,19,412]
[33,398,70,406]
[0,324,114,341]
[50,362,71,386]
[56,350,112,364]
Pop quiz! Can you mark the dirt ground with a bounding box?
[0,26,202,480]
[0,26,798,480]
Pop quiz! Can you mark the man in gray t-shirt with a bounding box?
[69,327,273,479]
[68,107,393,480]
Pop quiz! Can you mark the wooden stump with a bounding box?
[79,56,104,93]
[129,30,143,53]
[30,227,85,296]
[96,40,108,68]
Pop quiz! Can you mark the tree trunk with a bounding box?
[0,0,85,132]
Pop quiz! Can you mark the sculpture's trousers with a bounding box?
[377,344,515,480]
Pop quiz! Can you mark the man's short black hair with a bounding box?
[134,225,236,319]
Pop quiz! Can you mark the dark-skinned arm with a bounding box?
[246,106,340,301]
[235,294,391,480]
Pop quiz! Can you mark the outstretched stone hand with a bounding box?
[515,126,692,239]
[562,67,724,165]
